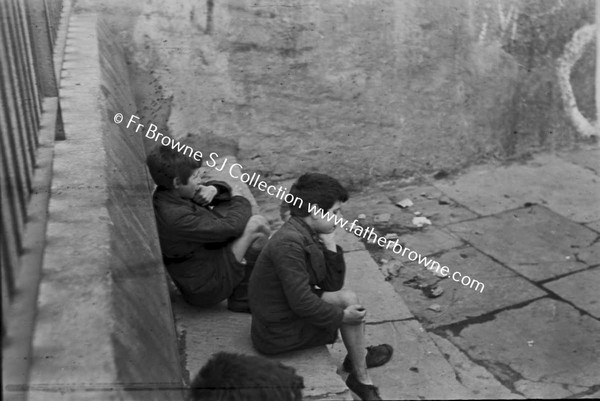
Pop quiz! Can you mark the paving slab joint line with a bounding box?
[571,383,600,398]
[539,288,600,321]
[537,265,598,285]
[304,389,352,401]
[424,183,484,218]
[365,317,417,326]
[429,295,549,335]
[429,333,524,398]
[438,227,600,321]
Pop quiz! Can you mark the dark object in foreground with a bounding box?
[189,352,304,401]
[433,170,449,179]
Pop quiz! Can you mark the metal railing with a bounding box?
[1,0,64,339]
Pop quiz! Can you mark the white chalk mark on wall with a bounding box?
[478,15,488,43]
[479,1,518,44]
[497,1,518,38]
[557,24,599,138]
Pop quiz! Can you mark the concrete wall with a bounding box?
[98,17,185,399]
[131,0,596,187]
[26,11,184,400]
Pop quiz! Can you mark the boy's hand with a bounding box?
[193,185,218,206]
[318,232,337,252]
[342,305,366,324]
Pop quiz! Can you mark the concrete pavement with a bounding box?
[336,146,599,399]
[176,146,598,399]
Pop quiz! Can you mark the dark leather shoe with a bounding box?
[228,281,250,313]
[227,299,251,313]
[345,373,382,400]
[343,344,393,372]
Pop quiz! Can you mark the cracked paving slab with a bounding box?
[440,297,600,398]
[392,227,464,257]
[447,205,597,282]
[394,246,546,328]
[428,332,522,399]
[576,241,600,266]
[434,153,600,223]
[585,220,600,233]
[543,267,600,319]
[329,320,478,400]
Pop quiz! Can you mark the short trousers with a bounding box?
[167,243,247,306]
[298,323,339,350]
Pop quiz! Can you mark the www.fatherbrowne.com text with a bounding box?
[115,113,485,293]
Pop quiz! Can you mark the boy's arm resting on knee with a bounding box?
[171,197,253,242]
[320,245,346,291]
[275,241,345,329]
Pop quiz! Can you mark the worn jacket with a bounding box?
[249,216,346,354]
[153,181,252,304]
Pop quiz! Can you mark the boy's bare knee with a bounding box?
[340,289,359,307]
[245,215,270,235]
[250,232,268,251]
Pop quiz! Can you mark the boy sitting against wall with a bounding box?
[146,140,269,313]
[248,173,393,400]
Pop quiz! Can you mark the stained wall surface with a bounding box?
[130,0,596,186]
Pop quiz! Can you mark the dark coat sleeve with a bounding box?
[273,239,344,329]
[168,196,252,243]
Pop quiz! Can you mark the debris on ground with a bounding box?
[438,196,451,205]
[396,198,413,208]
[431,269,447,279]
[422,284,444,298]
[358,213,366,219]
[374,213,391,223]
[428,303,442,312]
[403,275,427,289]
[433,170,449,179]
[380,261,403,280]
[414,211,422,216]
[412,216,432,227]
[384,233,399,240]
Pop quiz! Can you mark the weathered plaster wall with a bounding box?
[131,0,596,186]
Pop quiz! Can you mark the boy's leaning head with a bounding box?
[288,173,348,217]
[146,141,202,189]
[189,352,304,401]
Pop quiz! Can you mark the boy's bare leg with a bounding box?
[231,215,270,262]
[321,290,372,385]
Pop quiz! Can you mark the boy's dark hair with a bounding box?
[146,140,202,189]
[289,173,348,217]
[189,352,304,401]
